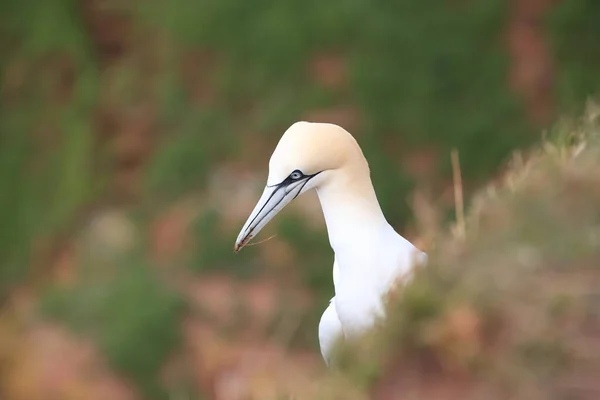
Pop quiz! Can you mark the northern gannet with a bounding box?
[234,121,427,365]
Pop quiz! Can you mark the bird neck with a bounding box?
[316,169,389,253]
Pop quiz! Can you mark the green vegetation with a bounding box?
[140,0,534,221]
[547,0,600,109]
[41,254,186,399]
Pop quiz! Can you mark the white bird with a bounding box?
[234,121,427,366]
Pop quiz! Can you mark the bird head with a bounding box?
[234,121,367,252]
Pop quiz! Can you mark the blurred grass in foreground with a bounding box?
[315,101,600,400]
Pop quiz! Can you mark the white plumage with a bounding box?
[235,121,426,365]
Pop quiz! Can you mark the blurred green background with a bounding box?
[0,0,599,399]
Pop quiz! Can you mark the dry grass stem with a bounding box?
[451,148,465,239]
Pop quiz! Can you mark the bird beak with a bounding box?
[234,177,311,252]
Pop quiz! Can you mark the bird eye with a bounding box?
[289,170,303,180]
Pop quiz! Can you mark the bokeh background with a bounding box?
[1,1,599,399]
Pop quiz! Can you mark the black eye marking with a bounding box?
[289,170,304,180]
[268,169,323,189]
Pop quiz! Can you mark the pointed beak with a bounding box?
[234,177,311,252]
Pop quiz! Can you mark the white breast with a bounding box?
[332,227,424,337]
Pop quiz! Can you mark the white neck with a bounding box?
[315,169,389,254]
